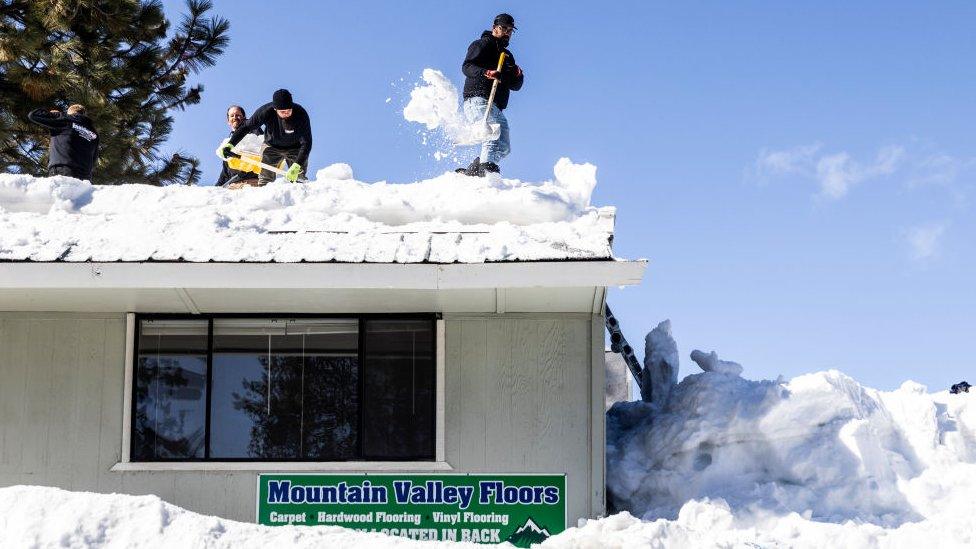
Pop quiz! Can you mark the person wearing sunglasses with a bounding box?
[458,13,525,177]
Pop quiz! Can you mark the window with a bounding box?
[133,320,208,459]
[132,315,436,462]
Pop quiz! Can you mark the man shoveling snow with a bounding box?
[455,13,525,177]
[218,89,313,185]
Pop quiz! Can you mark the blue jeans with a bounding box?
[463,96,510,164]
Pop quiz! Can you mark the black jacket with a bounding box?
[28,109,99,178]
[216,128,261,186]
[229,102,312,169]
[462,31,524,110]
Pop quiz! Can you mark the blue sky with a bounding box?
[162,0,976,391]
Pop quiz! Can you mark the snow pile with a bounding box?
[599,341,976,547]
[540,503,962,548]
[317,162,355,181]
[641,320,679,406]
[402,68,498,151]
[0,174,94,213]
[0,486,476,549]
[688,349,743,376]
[0,160,612,262]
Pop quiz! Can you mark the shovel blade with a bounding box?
[452,122,501,146]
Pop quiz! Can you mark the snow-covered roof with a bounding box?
[0,159,619,264]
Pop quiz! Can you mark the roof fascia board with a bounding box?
[0,260,647,290]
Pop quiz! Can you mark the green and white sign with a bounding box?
[257,473,566,546]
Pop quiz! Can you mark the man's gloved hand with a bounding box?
[485,69,501,80]
[285,163,303,183]
[216,142,234,159]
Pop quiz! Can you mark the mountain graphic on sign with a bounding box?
[505,517,551,546]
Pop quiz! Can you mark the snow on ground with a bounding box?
[0,159,610,263]
[0,485,479,549]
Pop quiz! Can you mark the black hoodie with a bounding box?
[229,102,312,169]
[462,31,524,110]
[27,109,99,178]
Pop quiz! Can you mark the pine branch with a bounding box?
[152,0,203,85]
[179,12,229,72]
[163,84,201,111]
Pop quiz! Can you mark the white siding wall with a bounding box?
[0,312,604,523]
[444,313,605,523]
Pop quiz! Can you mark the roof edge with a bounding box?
[0,260,647,290]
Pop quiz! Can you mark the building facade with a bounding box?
[0,259,644,525]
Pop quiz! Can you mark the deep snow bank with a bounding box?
[600,342,976,547]
[0,160,609,263]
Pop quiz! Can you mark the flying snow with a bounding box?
[402,68,500,160]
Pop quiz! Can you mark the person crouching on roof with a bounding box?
[218,89,312,185]
[27,104,99,180]
[457,13,524,177]
[215,105,262,189]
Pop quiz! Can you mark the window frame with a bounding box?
[120,312,443,468]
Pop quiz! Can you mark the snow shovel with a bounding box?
[454,52,506,146]
[223,151,309,184]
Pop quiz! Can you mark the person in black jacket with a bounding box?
[27,104,99,180]
[458,13,524,176]
[219,89,312,184]
[215,105,261,188]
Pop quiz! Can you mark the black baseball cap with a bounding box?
[493,13,516,29]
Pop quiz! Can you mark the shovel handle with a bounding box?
[495,51,507,72]
[482,52,507,124]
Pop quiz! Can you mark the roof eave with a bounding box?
[0,260,647,290]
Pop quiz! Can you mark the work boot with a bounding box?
[455,158,482,176]
[481,162,500,176]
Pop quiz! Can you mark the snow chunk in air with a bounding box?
[402,68,499,147]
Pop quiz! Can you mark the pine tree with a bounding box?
[0,0,228,185]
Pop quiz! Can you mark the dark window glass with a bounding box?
[362,319,435,459]
[209,319,359,460]
[131,315,435,462]
[133,320,208,460]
